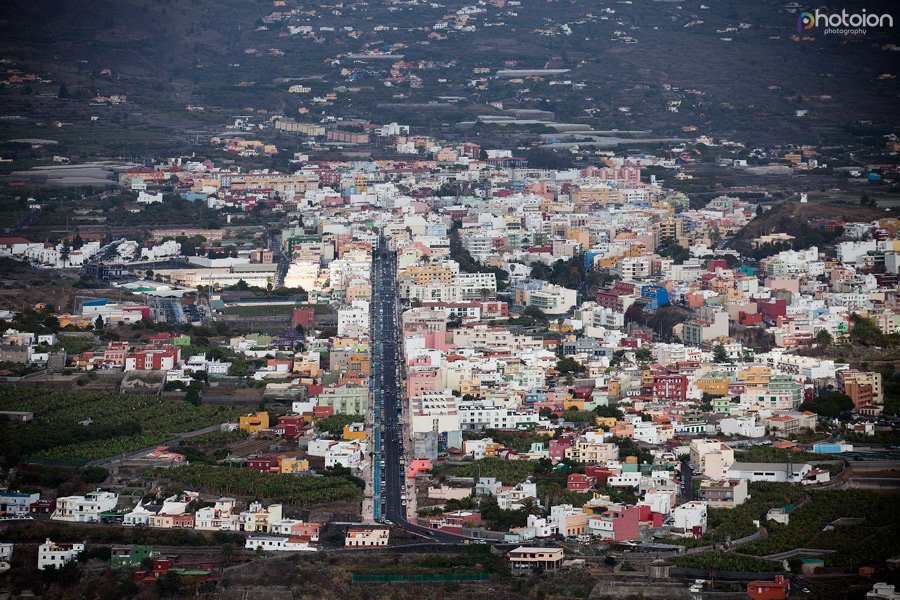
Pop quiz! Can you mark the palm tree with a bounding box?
[220,542,234,564]
[520,497,542,517]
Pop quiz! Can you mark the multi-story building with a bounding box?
[588,505,641,541]
[52,490,118,523]
[565,439,619,464]
[124,345,181,371]
[345,527,389,547]
[458,402,540,431]
[698,479,748,508]
[689,440,735,480]
[549,504,588,537]
[317,385,369,415]
[671,501,708,537]
[194,498,238,531]
[842,371,883,407]
[508,547,564,575]
[0,490,40,515]
[653,374,688,401]
[239,502,283,533]
[38,539,85,570]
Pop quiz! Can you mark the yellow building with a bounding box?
[607,379,620,398]
[342,423,367,441]
[595,416,617,430]
[737,365,772,389]
[239,411,270,433]
[401,264,455,286]
[279,456,310,474]
[695,373,732,397]
[564,399,586,411]
[572,186,617,208]
[460,379,483,398]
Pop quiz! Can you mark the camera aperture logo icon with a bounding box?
[797,11,816,33]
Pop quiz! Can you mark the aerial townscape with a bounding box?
[0,0,898,599]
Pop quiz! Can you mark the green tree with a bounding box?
[155,570,181,597]
[184,388,201,406]
[849,314,883,346]
[800,392,854,418]
[712,342,730,363]
[523,305,548,320]
[556,357,585,374]
[815,329,833,347]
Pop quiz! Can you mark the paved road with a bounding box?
[372,238,461,544]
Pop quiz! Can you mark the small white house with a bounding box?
[123,503,156,527]
[38,539,84,570]
[670,501,708,537]
[245,535,316,552]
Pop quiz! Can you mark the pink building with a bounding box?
[589,505,641,541]
[549,438,574,462]
[407,368,440,399]
[764,276,800,294]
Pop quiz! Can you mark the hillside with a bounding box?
[0,0,898,149]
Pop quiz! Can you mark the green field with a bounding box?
[163,463,362,506]
[0,386,249,463]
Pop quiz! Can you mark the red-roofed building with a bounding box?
[746,575,789,600]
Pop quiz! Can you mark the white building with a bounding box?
[194,498,238,531]
[337,300,370,336]
[238,501,284,533]
[458,402,540,431]
[410,392,461,434]
[52,490,118,523]
[345,527,389,547]
[325,440,365,469]
[0,490,40,515]
[38,539,84,570]
[670,501,708,536]
[525,514,556,538]
[245,535,317,552]
[137,191,164,204]
[123,504,156,527]
[520,283,578,316]
[719,416,766,438]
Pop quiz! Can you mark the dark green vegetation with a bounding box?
[741,490,900,568]
[1,0,897,164]
[313,414,365,436]
[665,482,805,550]
[354,545,506,577]
[162,463,362,506]
[0,386,246,464]
[672,551,780,573]
[2,519,241,547]
[666,483,899,570]
[733,446,822,463]
[800,392,855,418]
